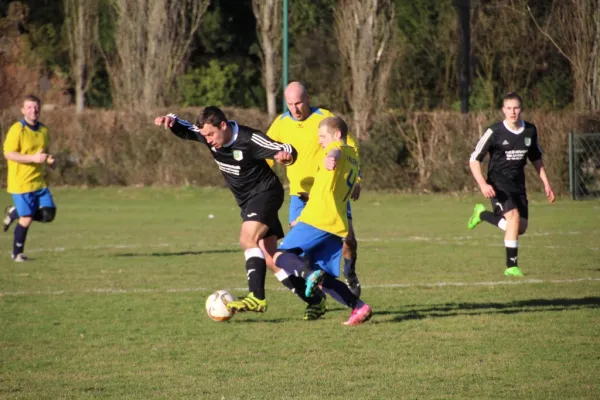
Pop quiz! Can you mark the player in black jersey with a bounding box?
[467,92,555,277]
[154,106,325,314]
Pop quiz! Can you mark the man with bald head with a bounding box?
[267,81,362,320]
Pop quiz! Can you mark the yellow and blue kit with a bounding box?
[267,107,358,223]
[3,119,50,194]
[277,141,359,276]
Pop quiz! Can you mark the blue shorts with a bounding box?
[288,195,352,225]
[12,188,55,217]
[278,222,343,277]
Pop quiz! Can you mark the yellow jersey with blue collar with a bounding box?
[297,140,359,237]
[3,119,50,194]
[266,107,358,195]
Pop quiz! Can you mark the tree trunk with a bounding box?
[252,0,282,118]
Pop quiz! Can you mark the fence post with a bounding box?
[568,132,574,200]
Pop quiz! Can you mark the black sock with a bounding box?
[481,211,501,225]
[322,276,358,309]
[282,275,321,305]
[9,208,19,220]
[13,223,29,256]
[506,246,518,268]
[343,256,357,279]
[245,256,267,300]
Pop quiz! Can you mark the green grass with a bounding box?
[1,187,599,399]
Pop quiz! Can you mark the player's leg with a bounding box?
[260,233,323,312]
[468,201,507,231]
[32,188,57,223]
[304,236,372,325]
[502,196,524,277]
[274,222,330,320]
[342,210,360,296]
[227,220,270,312]
[10,193,36,262]
[517,194,529,236]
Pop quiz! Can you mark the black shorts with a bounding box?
[240,188,284,239]
[490,189,529,220]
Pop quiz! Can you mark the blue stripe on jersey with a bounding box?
[19,119,43,131]
[279,107,323,121]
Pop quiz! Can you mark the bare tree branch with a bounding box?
[64,0,100,112]
[335,0,396,139]
[526,4,573,65]
[105,0,209,109]
[252,0,282,117]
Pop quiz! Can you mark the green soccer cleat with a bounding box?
[467,204,486,230]
[303,296,327,321]
[226,292,267,313]
[504,266,524,277]
[305,270,326,298]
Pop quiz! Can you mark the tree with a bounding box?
[334,0,396,139]
[252,0,281,117]
[528,0,600,111]
[103,0,209,109]
[64,0,99,112]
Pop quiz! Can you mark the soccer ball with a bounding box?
[205,290,236,322]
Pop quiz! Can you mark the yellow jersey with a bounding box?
[298,140,359,237]
[266,107,358,194]
[3,119,50,194]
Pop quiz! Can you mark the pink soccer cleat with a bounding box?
[343,303,372,326]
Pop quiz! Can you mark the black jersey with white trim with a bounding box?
[168,115,297,206]
[470,120,542,194]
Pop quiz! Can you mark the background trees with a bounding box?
[0,0,596,118]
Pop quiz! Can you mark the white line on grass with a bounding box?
[10,230,588,254]
[2,277,599,297]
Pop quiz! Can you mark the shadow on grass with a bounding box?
[231,318,288,324]
[372,297,600,323]
[112,249,238,257]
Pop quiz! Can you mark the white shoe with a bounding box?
[12,253,28,262]
[2,206,15,232]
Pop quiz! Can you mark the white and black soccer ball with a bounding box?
[205,290,236,322]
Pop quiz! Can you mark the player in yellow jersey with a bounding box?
[267,81,362,297]
[273,117,372,326]
[3,95,57,262]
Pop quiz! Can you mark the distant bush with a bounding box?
[1,107,598,194]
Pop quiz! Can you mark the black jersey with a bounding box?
[168,115,297,206]
[470,120,542,194]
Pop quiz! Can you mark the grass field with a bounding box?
[1,187,599,399]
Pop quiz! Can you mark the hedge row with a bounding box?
[1,107,599,194]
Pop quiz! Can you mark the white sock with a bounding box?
[275,269,289,281]
[498,218,507,231]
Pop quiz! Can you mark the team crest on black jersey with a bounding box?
[233,150,243,160]
[524,138,531,147]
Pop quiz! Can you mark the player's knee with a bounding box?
[273,251,284,264]
[504,209,519,221]
[38,207,56,223]
[19,216,33,227]
[519,219,528,235]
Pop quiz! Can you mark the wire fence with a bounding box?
[569,133,600,199]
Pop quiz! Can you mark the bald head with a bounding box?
[284,81,310,120]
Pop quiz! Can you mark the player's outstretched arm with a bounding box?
[532,159,555,203]
[154,114,203,142]
[469,160,495,198]
[250,131,297,165]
